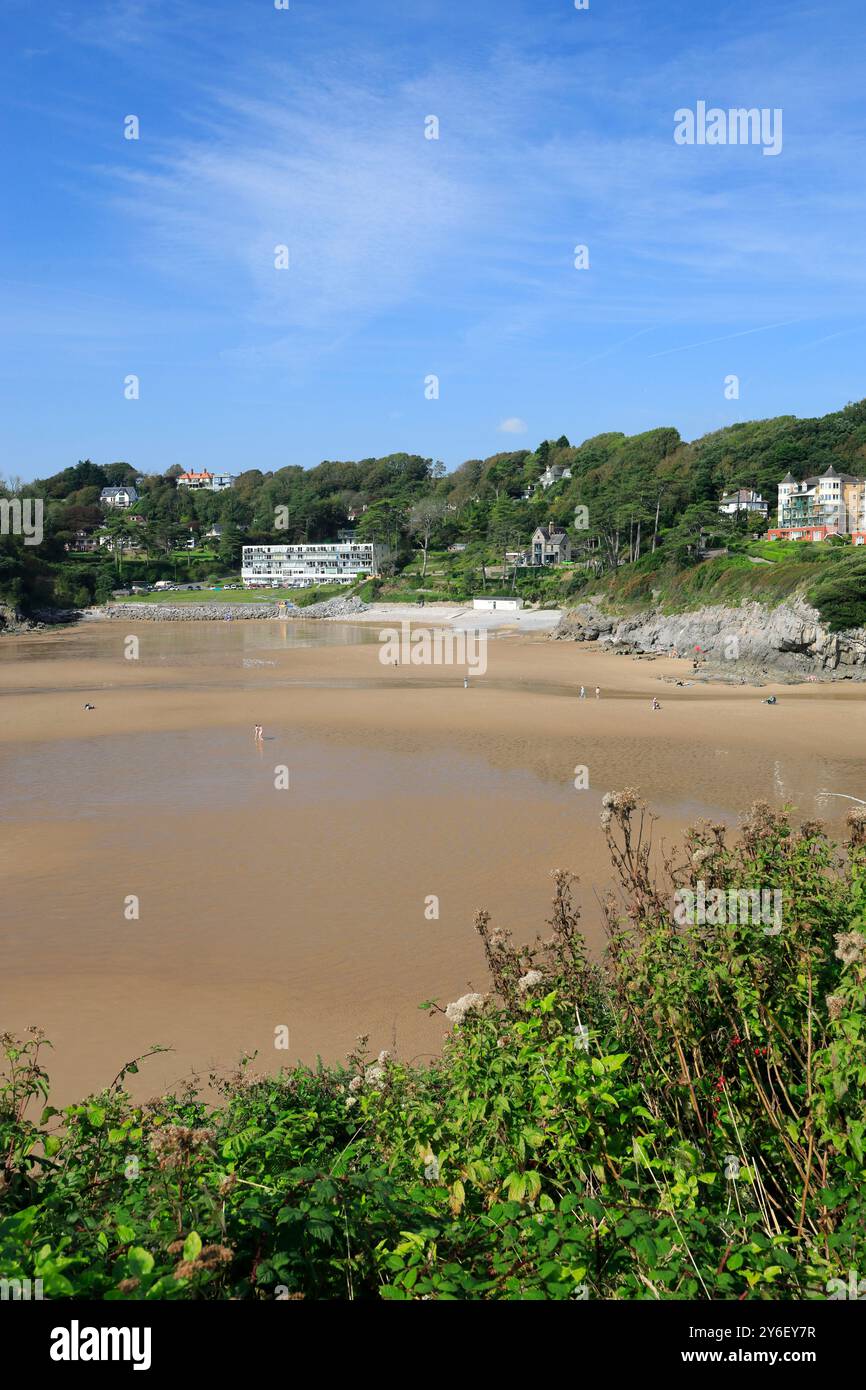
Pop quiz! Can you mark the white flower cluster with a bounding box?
[444,992,485,1025]
[345,1050,391,1107]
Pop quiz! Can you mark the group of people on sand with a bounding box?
[575,682,665,709]
[572,686,776,714]
[576,683,667,710]
[248,667,778,746]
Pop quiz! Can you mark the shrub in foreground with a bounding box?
[2,799,864,1299]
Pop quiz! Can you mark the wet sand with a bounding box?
[1,620,864,1105]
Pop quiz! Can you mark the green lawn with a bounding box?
[740,538,832,563]
[115,587,295,604]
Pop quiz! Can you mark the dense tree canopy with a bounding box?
[4,397,866,615]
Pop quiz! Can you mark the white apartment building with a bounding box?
[241,540,389,588]
[769,467,866,540]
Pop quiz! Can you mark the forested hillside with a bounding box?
[4,399,866,621]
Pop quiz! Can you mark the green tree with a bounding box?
[409,497,447,577]
[218,522,243,569]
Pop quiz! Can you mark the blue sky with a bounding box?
[1,0,865,481]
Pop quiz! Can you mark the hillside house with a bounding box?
[530,523,572,566]
[176,470,234,492]
[99,485,138,509]
[538,463,572,490]
[718,487,768,517]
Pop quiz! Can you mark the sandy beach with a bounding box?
[1,617,864,1105]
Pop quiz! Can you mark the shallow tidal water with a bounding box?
[0,620,862,1103]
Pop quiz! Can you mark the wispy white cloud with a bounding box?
[84,7,866,368]
[101,74,493,351]
[56,0,173,52]
[647,319,807,360]
[497,416,527,433]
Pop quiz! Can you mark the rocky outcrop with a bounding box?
[551,604,617,643]
[0,603,79,634]
[0,602,24,633]
[553,598,866,678]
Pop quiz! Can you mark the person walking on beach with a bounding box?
[463,676,469,689]
[651,697,661,711]
[595,686,600,699]
[579,685,586,700]
[254,724,263,741]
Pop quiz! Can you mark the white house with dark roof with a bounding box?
[718,487,768,517]
[99,485,138,509]
[537,463,572,490]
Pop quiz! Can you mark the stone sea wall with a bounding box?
[85,594,371,622]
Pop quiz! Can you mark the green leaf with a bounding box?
[633,1235,657,1263]
[127,1247,154,1277]
[183,1231,202,1263]
[524,1171,542,1201]
[603,1053,629,1071]
[86,1105,106,1128]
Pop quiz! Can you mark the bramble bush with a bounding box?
[2,798,864,1300]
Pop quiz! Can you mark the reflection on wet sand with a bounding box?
[0,621,863,1103]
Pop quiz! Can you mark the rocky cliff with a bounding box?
[552,598,866,679]
[0,603,78,634]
